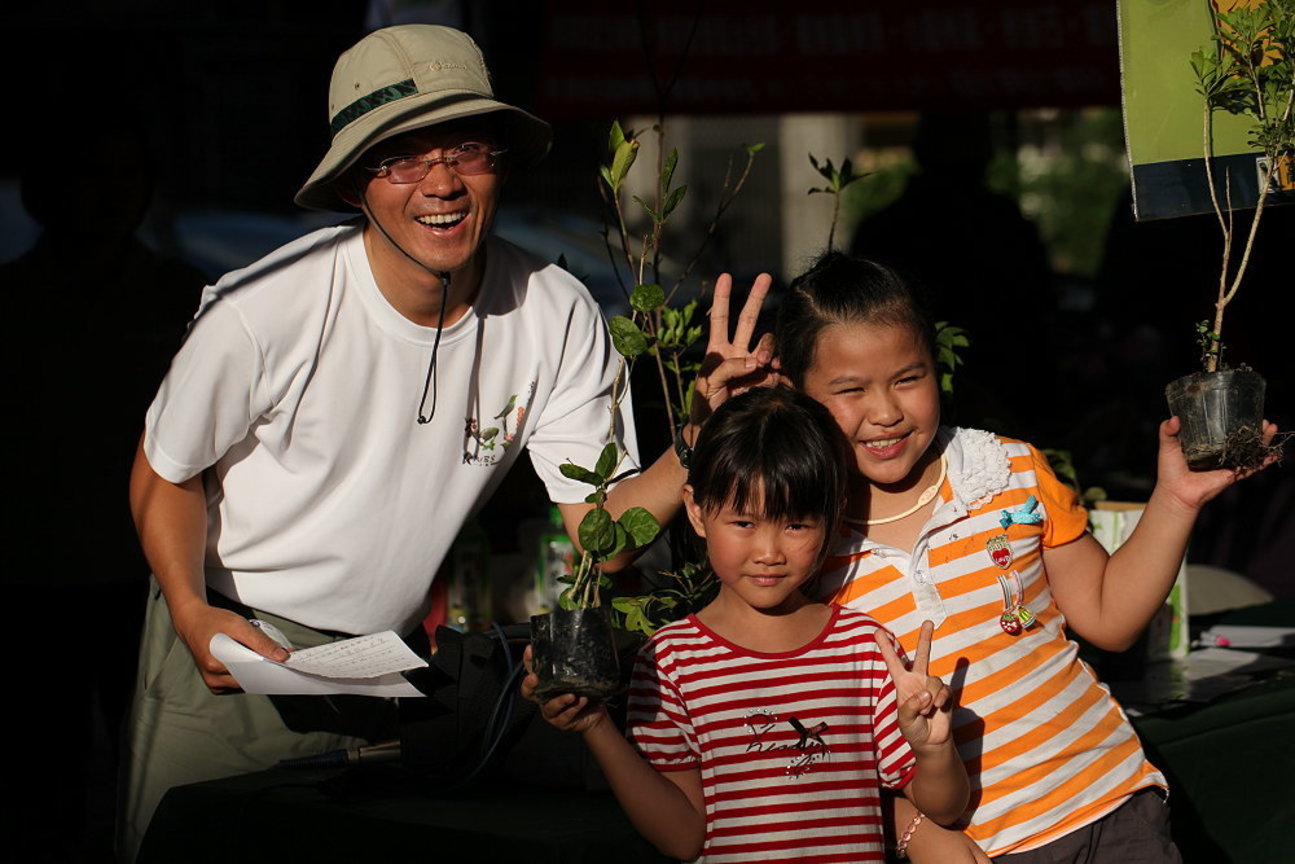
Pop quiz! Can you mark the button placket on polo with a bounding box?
[907,495,963,628]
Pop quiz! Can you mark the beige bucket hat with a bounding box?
[295,25,552,212]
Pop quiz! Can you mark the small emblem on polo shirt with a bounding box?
[986,533,1013,569]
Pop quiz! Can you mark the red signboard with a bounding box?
[537,1,1119,118]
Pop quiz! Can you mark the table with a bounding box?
[142,602,1295,863]
[1130,600,1295,864]
[141,769,670,863]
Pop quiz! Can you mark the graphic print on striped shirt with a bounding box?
[628,606,916,864]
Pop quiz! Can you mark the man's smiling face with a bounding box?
[348,120,505,290]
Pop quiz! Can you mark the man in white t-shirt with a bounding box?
[120,24,773,859]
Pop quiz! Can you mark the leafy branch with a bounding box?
[599,120,763,431]
[808,153,869,250]
[1190,0,1294,372]
[555,282,667,610]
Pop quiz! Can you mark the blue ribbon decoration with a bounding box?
[1000,495,1042,530]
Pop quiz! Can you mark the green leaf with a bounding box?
[619,506,661,548]
[609,315,650,357]
[493,394,517,419]
[630,283,666,313]
[632,194,662,222]
[607,522,632,557]
[663,185,688,218]
[609,119,627,153]
[598,165,614,190]
[745,142,766,154]
[584,489,607,505]
[479,427,499,441]
[612,595,644,612]
[578,507,615,556]
[595,442,619,479]
[610,138,639,189]
[662,148,678,191]
[560,462,601,486]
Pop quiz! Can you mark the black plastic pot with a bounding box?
[530,607,622,703]
[1165,368,1266,470]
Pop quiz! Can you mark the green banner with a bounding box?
[1119,0,1294,220]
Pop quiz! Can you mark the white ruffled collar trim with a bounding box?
[942,427,1011,510]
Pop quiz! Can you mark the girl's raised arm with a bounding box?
[1047,417,1279,651]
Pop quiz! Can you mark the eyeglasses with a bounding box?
[365,142,506,184]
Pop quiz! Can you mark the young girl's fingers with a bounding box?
[541,693,579,720]
[707,273,734,350]
[928,678,951,712]
[520,672,539,702]
[730,273,772,350]
[875,632,909,684]
[911,620,935,677]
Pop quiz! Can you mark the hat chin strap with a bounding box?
[354,180,452,426]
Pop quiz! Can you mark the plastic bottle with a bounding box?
[533,506,574,615]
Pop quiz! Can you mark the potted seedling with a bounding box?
[528,435,660,701]
[528,281,661,700]
[1169,0,1292,469]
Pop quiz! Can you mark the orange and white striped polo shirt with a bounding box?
[818,428,1165,856]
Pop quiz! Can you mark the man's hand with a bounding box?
[690,272,780,427]
[877,621,953,750]
[1156,416,1281,514]
[169,600,289,693]
[520,645,610,734]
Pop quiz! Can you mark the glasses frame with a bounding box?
[364,142,507,185]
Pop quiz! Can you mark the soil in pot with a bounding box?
[1165,368,1270,470]
[530,607,622,703]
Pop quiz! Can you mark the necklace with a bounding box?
[844,454,948,527]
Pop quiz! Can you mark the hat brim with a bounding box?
[294,92,551,212]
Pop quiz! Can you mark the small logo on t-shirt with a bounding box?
[744,709,832,777]
[463,382,535,466]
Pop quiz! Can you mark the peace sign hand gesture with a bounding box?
[877,620,954,751]
[690,273,781,426]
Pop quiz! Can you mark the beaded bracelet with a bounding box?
[895,811,925,860]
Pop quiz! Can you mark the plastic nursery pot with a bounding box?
[529,607,622,703]
[1165,368,1266,470]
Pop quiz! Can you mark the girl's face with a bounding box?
[800,320,940,490]
[684,485,826,616]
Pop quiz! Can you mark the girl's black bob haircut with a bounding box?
[777,251,937,388]
[688,387,849,540]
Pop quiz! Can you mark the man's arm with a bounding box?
[1047,417,1279,651]
[559,273,778,568]
[130,438,287,692]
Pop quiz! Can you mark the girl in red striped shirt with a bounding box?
[525,386,969,862]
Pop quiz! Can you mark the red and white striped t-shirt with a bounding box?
[819,428,1165,856]
[628,606,915,863]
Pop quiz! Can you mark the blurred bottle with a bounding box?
[446,519,492,631]
[533,506,574,615]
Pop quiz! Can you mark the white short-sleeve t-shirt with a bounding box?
[145,224,637,634]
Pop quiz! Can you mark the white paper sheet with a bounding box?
[1196,625,1295,649]
[209,631,427,697]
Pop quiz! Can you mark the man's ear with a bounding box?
[683,485,707,538]
[337,171,365,209]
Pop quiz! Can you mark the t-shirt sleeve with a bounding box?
[1025,443,1090,549]
[143,297,269,483]
[523,285,641,504]
[626,640,699,772]
[871,628,918,791]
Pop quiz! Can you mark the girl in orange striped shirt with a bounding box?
[777,251,1278,862]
